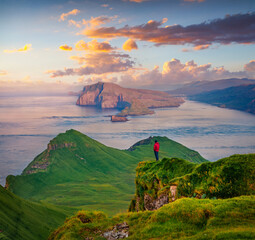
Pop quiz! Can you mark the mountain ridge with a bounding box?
[168,78,255,96]
[6,129,206,216]
[190,84,255,114]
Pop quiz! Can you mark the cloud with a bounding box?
[47,52,134,77]
[83,13,255,47]
[68,19,82,28]
[59,45,73,51]
[75,39,115,52]
[59,9,80,22]
[193,44,210,51]
[4,44,32,53]
[0,70,8,76]
[119,58,252,89]
[101,4,109,8]
[123,39,138,51]
[244,60,255,72]
[82,15,118,28]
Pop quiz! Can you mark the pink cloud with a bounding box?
[244,60,255,72]
[75,39,115,52]
[83,13,255,47]
[59,9,80,22]
[122,39,138,51]
[47,52,134,77]
[119,58,252,89]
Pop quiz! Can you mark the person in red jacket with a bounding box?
[154,140,160,161]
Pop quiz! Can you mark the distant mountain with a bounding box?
[6,129,206,216]
[77,82,184,118]
[0,185,70,240]
[168,78,255,96]
[190,84,255,114]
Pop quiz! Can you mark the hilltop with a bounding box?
[76,82,184,119]
[0,185,72,240]
[6,129,206,216]
[190,84,255,114]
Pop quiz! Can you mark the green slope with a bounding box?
[49,196,255,240]
[128,135,207,163]
[130,154,255,211]
[6,129,206,216]
[0,185,71,240]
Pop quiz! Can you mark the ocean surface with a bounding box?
[1,95,255,186]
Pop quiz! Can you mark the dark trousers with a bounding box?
[154,151,159,161]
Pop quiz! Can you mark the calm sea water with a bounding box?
[0,95,255,186]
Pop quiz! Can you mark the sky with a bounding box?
[0,0,255,94]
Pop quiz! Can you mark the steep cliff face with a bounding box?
[129,154,255,212]
[76,82,184,110]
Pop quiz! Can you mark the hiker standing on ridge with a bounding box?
[154,140,160,161]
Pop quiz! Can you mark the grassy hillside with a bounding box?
[190,84,255,114]
[130,154,255,211]
[0,185,72,240]
[6,129,206,216]
[48,196,255,240]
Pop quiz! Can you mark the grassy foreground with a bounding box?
[0,185,74,240]
[131,154,255,211]
[48,196,255,240]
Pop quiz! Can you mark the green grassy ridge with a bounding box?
[48,196,255,240]
[131,154,255,211]
[6,129,206,216]
[0,185,74,240]
[128,135,207,163]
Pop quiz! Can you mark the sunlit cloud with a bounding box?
[4,44,32,53]
[244,60,255,72]
[82,15,118,29]
[59,9,80,22]
[101,4,109,8]
[59,45,73,51]
[83,13,255,47]
[119,58,251,89]
[193,44,210,51]
[0,70,8,76]
[47,52,134,77]
[75,39,115,52]
[68,19,82,28]
[122,39,138,51]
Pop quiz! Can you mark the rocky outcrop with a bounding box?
[111,115,128,122]
[77,82,184,117]
[103,222,129,240]
[23,142,76,175]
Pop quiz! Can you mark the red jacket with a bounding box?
[154,142,160,152]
